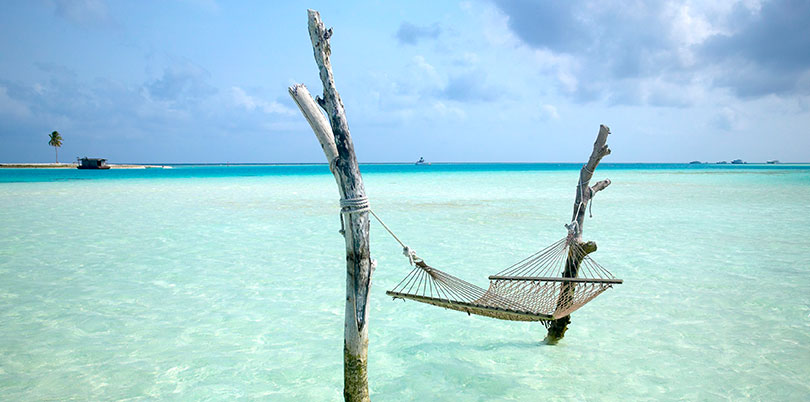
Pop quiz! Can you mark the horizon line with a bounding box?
[3,161,808,166]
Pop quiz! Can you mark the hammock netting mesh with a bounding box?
[386,236,622,326]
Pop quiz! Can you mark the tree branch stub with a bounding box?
[288,84,338,167]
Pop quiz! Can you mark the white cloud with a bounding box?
[478,3,520,47]
[474,2,581,95]
[486,0,809,104]
[413,56,444,89]
[667,3,714,66]
[230,87,295,115]
[540,104,559,120]
[531,49,579,93]
[432,101,466,119]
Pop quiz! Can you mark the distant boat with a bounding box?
[766,160,779,164]
[731,159,745,164]
[415,157,430,165]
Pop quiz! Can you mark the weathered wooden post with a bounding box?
[545,125,612,344]
[289,9,373,402]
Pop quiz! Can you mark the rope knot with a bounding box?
[565,221,578,233]
[339,196,370,214]
[402,246,417,266]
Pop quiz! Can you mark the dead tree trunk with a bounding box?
[545,125,612,344]
[288,9,373,402]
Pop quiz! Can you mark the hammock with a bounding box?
[362,207,622,325]
[386,236,621,325]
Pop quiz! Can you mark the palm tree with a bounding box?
[48,131,63,163]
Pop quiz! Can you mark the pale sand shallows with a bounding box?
[1,166,809,400]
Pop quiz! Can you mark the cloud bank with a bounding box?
[490,0,810,104]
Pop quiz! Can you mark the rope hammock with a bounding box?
[387,237,621,325]
[340,198,622,325]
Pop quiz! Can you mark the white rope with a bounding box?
[339,196,370,214]
[367,209,424,266]
[367,209,403,248]
[338,196,369,235]
[403,246,418,266]
[338,197,418,266]
[337,198,420,266]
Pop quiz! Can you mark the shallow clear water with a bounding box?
[1,164,808,400]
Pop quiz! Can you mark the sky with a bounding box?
[1,0,809,163]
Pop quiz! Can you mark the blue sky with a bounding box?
[1,0,809,163]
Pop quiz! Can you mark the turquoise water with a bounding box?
[1,164,809,400]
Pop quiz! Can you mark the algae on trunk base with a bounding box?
[344,344,369,402]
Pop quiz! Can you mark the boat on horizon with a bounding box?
[415,157,430,165]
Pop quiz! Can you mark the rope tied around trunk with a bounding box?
[337,197,424,266]
[340,196,370,213]
[338,196,369,236]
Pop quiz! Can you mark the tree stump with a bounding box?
[545,125,612,344]
[289,10,373,402]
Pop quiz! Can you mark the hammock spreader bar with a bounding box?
[385,236,622,322]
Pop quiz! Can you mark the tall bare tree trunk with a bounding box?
[289,9,372,401]
[545,125,612,344]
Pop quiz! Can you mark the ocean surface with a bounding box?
[1,163,808,400]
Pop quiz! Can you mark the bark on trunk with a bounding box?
[545,125,612,344]
[289,9,372,402]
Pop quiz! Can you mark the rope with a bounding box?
[337,199,421,266]
[368,209,423,266]
[569,163,597,234]
[338,196,369,236]
[340,196,370,213]
[368,209,405,249]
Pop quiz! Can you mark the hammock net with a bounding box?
[386,236,622,326]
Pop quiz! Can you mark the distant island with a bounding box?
[0,163,169,169]
[690,160,786,164]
